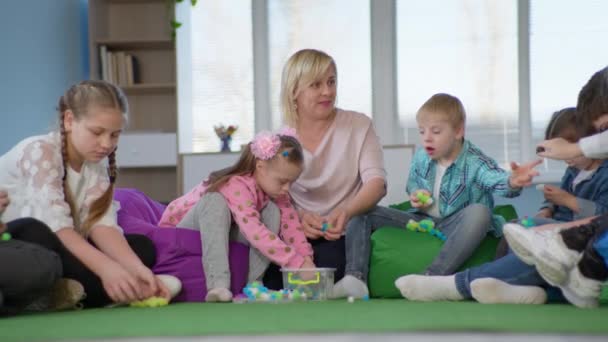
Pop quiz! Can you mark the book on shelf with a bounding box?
[98,45,139,87]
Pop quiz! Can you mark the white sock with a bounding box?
[205,288,233,302]
[157,274,182,299]
[331,275,369,299]
[394,274,463,301]
[470,278,546,305]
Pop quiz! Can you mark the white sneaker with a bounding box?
[559,267,601,309]
[533,238,581,286]
[503,223,557,265]
[157,274,182,299]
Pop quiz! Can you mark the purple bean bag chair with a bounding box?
[113,188,249,302]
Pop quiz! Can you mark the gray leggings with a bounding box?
[178,192,280,289]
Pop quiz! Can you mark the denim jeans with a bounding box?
[454,251,550,299]
[344,203,493,282]
[344,206,413,282]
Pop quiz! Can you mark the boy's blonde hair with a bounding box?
[416,93,466,129]
[280,49,337,126]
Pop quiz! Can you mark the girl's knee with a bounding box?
[7,218,58,249]
[201,192,230,211]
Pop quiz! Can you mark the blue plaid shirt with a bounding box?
[406,139,521,236]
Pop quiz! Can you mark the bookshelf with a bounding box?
[88,0,178,203]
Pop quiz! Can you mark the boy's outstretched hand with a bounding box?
[509,159,542,188]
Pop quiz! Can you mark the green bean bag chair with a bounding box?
[368,202,517,298]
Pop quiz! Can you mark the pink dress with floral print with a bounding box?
[159,175,313,268]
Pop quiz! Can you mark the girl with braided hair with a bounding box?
[0,80,180,308]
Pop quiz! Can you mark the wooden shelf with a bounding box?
[96,39,173,49]
[121,83,176,94]
[89,0,178,201]
[108,0,165,3]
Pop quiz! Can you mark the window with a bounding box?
[530,0,608,174]
[268,0,372,128]
[177,0,607,183]
[397,0,519,167]
[177,0,254,153]
[177,0,370,153]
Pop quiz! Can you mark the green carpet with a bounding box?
[1,298,608,342]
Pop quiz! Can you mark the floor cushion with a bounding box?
[368,203,516,298]
[114,188,249,302]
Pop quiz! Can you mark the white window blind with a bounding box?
[396,0,519,168]
[530,0,608,176]
[268,0,372,128]
[179,0,254,153]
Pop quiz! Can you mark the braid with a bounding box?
[108,149,117,183]
[57,80,127,236]
[59,110,80,230]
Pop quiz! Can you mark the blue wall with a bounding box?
[0,0,88,154]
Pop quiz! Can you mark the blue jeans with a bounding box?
[454,252,546,298]
[344,203,492,281]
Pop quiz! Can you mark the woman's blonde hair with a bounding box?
[280,49,336,126]
[58,80,129,236]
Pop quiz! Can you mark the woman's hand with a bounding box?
[542,185,578,211]
[99,261,143,304]
[509,159,542,188]
[410,190,431,209]
[323,207,350,240]
[300,210,324,239]
[537,138,583,160]
[0,190,9,214]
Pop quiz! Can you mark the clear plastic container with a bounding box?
[280,267,335,300]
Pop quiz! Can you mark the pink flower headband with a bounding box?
[251,127,298,160]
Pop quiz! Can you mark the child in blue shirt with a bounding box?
[395,67,608,308]
[334,93,540,299]
[532,108,608,225]
[503,66,608,308]
[404,93,540,275]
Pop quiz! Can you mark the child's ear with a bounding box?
[255,159,265,171]
[63,110,74,133]
[456,123,465,139]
